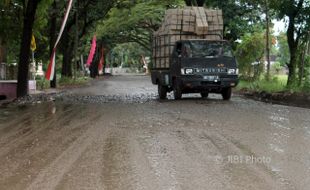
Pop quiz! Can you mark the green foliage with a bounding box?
[36,76,50,90]
[0,0,53,64]
[205,0,264,41]
[0,1,23,62]
[272,62,283,74]
[276,32,290,66]
[237,75,288,93]
[302,55,310,91]
[36,75,90,90]
[97,0,184,50]
[271,0,310,87]
[58,76,90,88]
[270,0,310,32]
[235,30,265,80]
[259,80,286,92]
[110,42,149,68]
[184,0,206,6]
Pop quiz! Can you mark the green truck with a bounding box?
[151,7,238,100]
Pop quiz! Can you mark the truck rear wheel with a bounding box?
[158,84,167,99]
[221,87,232,100]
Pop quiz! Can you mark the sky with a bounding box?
[273,19,287,36]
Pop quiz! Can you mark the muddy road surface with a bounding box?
[0,75,310,190]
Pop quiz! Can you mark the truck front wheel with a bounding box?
[221,87,232,100]
[173,81,182,100]
[158,84,167,99]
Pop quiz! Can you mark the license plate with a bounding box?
[203,76,219,81]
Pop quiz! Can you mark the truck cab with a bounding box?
[152,39,239,100]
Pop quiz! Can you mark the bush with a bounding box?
[237,75,287,93]
[58,76,90,87]
[303,56,310,91]
[272,62,283,74]
[36,76,50,90]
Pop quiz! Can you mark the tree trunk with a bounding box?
[60,30,73,77]
[286,16,299,87]
[17,0,41,97]
[287,46,298,86]
[50,0,57,88]
[90,41,100,78]
[265,0,271,81]
[287,57,297,86]
[61,41,73,77]
[0,40,6,63]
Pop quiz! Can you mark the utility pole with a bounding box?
[265,0,271,81]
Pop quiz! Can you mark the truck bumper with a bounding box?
[178,75,239,93]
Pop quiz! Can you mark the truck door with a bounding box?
[171,42,182,77]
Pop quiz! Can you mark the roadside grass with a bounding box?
[237,75,288,93]
[58,76,90,88]
[36,75,90,90]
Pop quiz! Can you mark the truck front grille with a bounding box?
[194,68,227,74]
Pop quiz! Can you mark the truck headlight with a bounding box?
[185,68,193,74]
[181,68,194,75]
[228,69,238,75]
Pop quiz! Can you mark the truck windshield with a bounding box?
[183,41,233,58]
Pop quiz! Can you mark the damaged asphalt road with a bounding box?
[0,75,309,190]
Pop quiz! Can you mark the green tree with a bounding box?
[205,0,264,41]
[245,0,275,81]
[235,31,265,80]
[111,42,149,68]
[17,0,43,97]
[97,0,184,51]
[276,32,290,67]
[57,0,116,77]
[0,1,23,64]
[1,0,53,96]
[270,0,310,87]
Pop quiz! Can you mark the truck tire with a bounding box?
[201,92,209,98]
[221,87,232,100]
[158,84,167,99]
[173,81,182,100]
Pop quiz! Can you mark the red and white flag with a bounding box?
[86,35,97,67]
[45,0,74,81]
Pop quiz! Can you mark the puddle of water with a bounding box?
[269,144,284,153]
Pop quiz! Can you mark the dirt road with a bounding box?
[0,75,309,190]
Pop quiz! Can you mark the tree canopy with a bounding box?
[96,0,184,51]
[271,0,310,86]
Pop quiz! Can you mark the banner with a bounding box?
[45,0,74,81]
[86,35,97,67]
